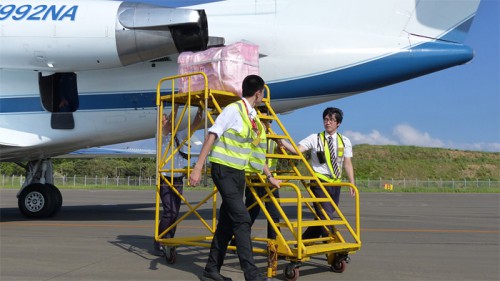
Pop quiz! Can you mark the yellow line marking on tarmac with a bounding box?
[1,222,499,234]
[362,228,500,234]
[0,222,152,228]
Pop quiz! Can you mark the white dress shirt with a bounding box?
[298,131,353,178]
[208,98,254,137]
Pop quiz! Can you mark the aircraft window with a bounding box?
[39,72,79,113]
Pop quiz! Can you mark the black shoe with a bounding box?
[152,248,165,257]
[152,242,165,257]
[165,246,176,264]
[202,270,232,281]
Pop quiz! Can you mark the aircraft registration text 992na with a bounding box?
[0,0,481,218]
[0,4,78,21]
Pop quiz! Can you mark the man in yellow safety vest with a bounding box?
[190,75,281,281]
[280,107,355,239]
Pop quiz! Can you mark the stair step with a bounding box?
[292,243,360,255]
[277,219,346,228]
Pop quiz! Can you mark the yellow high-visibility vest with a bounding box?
[315,131,345,183]
[267,140,279,172]
[209,100,267,173]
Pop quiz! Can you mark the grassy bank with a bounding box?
[1,145,499,180]
[1,145,498,193]
[1,185,498,193]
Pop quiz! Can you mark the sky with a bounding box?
[279,0,499,152]
[111,0,499,153]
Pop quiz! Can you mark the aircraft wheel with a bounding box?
[18,183,56,218]
[46,184,63,217]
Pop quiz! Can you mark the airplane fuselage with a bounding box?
[0,0,480,162]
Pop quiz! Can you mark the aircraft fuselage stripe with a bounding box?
[0,41,473,114]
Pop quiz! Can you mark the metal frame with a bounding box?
[155,72,361,280]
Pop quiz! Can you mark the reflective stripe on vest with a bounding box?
[209,100,267,173]
[267,141,278,171]
[315,131,345,183]
[247,108,267,173]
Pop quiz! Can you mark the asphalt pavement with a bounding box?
[1,189,499,281]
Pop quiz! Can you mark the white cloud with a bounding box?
[392,124,445,147]
[106,124,499,153]
[448,141,500,152]
[343,129,397,145]
[344,124,500,152]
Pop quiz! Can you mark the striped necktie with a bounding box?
[327,136,341,178]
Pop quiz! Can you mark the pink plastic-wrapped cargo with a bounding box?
[177,42,259,97]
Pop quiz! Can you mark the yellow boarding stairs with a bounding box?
[155,72,361,281]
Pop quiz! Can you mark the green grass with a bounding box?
[2,145,499,193]
[2,185,498,193]
[353,145,500,180]
[357,186,499,193]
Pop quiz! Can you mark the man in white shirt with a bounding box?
[190,75,280,281]
[280,107,355,239]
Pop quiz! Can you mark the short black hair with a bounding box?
[323,107,343,124]
[242,75,265,98]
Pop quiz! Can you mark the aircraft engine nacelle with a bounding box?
[116,2,208,66]
[0,1,208,72]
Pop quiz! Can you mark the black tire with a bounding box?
[331,259,346,273]
[18,183,56,218]
[283,263,299,281]
[46,184,63,217]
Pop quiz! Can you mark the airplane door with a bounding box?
[38,72,79,129]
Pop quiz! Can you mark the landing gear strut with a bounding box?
[17,159,63,218]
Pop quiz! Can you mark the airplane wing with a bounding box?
[63,136,202,158]
[63,147,156,158]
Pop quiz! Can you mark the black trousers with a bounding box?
[158,176,184,240]
[245,180,280,239]
[302,183,341,239]
[205,163,260,281]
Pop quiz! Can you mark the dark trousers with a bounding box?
[302,183,341,239]
[205,163,259,281]
[158,176,184,241]
[245,180,280,239]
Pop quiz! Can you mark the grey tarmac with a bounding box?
[1,189,498,281]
